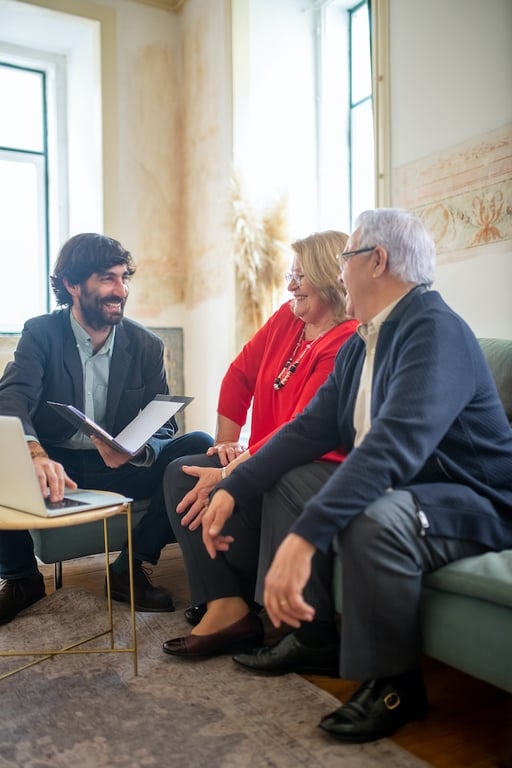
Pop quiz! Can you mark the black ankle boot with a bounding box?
[107,562,175,612]
[0,572,46,625]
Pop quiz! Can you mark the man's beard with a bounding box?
[78,294,125,330]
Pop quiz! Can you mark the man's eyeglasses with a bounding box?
[284,271,304,285]
[336,246,376,269]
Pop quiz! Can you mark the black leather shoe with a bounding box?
[319,670,428,743]
[107,562,174,612]
[185,601,262,627]
[162,612,264,658]
[0,573,46,625]
[233,632,339,676]
[184,604,206,626]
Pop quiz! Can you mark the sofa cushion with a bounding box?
[31,498,151,564]
[478,337,512,422]
[423,549,512,610]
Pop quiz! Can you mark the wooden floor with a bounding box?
[39,545,511,768]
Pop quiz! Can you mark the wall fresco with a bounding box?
[394,124,512,262]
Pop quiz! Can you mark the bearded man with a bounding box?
[0,233,212,624]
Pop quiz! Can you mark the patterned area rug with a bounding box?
[0,589,431,768]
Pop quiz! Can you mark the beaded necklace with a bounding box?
[274,322,339,390]
[273,327,312,390]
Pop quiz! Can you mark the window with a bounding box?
[348,1,374,226]
[0,1,103,333]
[315,0,374,232]
[0,60,54,331]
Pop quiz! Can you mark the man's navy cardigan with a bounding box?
[221,287,512,554]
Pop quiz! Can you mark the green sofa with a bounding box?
[334,338,512,694]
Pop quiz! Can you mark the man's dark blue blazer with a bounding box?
[223,287,512,554]
[0,309,177,460]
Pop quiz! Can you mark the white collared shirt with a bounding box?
[353,295,406,446]
[65,312,115,449]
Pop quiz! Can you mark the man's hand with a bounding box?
[32,455,78,502]
[176,465,223,529]
[201,489,236,558]
[91,436,133,468]
[263,533,317,629]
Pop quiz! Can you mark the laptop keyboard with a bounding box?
[44,496,88,511]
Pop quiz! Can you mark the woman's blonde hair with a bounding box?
[292,230,349,323]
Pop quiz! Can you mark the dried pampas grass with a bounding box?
[231,175,288,344]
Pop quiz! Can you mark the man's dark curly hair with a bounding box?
[50,233,136,307]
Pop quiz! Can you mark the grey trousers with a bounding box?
[255,461,338,620]
[256,462,488,681]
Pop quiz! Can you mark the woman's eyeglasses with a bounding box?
[284,271,304,285]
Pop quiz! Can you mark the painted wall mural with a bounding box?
[394,124,512,263]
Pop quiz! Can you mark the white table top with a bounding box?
[0,501,129,530]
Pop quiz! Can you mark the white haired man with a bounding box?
[200,208,512,742]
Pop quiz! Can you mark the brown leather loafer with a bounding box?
[0,572,46,625]
[162,612,264,658]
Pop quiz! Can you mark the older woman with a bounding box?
[162,230,358,658]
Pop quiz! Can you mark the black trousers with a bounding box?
[164,454,262,606]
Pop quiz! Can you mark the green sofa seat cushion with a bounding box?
[479,337,512,422]
[423,550,512,610]
[31,498,150,564]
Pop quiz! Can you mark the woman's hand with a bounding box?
[175,465,224,529]
[207,442,246,467]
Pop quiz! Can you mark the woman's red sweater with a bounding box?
[217,302,358,462]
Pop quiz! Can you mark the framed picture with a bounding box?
[149,327,186,432]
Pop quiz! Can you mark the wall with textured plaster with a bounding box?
[127,44,186,314]
[174,0,234,434]
[109,1,184,319]
[117,0,234,434]
[390,0,512,338]
[111,0,234,434]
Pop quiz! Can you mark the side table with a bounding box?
[0,499,137,679]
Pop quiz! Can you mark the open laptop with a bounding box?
[0,415,133,517]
